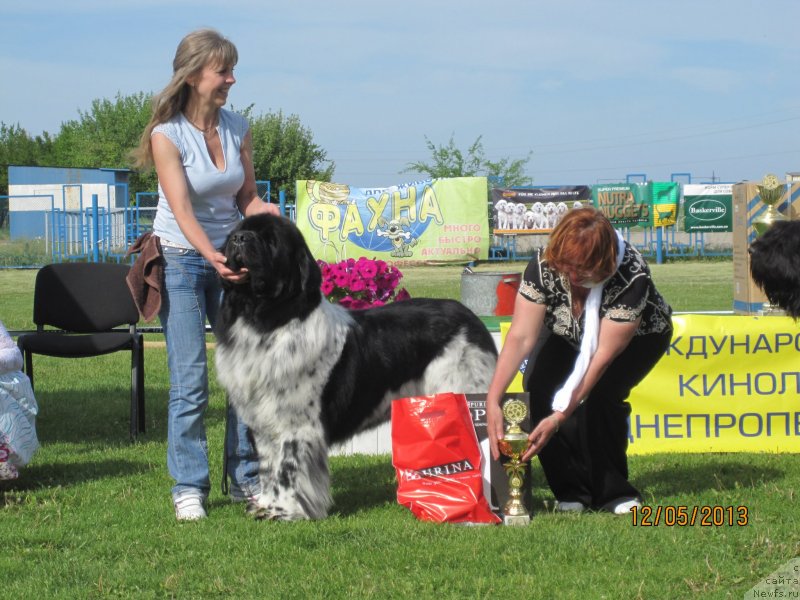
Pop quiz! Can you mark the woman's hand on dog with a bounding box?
[210,251,250,283]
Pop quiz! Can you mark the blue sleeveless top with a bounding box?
[151,108,248,249]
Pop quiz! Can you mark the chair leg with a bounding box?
[130,348,137,441]
[136,335,145,434]
[130,337,145,441]
[128,335,146,440]
[24,350,34,390]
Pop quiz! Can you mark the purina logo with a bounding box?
[399,459,475,480]
[688,199,727,222]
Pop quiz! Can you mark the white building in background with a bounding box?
[7,165,131,257]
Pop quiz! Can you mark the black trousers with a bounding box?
[525,328,672,509]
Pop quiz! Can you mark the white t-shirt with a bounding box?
[151,108,248,249]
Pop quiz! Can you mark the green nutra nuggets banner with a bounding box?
[592,183,651,227]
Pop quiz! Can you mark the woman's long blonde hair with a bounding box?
[131,29,238,169]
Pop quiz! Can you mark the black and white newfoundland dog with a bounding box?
[749,220,800,318]
[215,214,497,521]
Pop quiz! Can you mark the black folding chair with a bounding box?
[17,262,145,440]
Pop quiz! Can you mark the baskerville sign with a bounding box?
[683,184,733,232]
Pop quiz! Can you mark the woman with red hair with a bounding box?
[486,207,672,514]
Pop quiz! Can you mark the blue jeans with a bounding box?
[160,247,260,499]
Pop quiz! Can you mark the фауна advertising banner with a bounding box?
[295,177,490,266]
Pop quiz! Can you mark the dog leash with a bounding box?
[221,397,230,496]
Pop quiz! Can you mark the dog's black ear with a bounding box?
[298,244,322,297]
[285,221,321,305]
[253,217,321,308]
[749,220,800,318]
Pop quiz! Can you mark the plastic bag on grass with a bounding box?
[391,392,500,525]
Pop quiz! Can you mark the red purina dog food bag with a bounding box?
[391,393,500,524]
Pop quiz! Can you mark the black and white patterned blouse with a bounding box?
[519,241,672,349]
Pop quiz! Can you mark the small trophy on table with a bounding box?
[752,173,789,315]
[752,173,788,237]
[497,398,532,526]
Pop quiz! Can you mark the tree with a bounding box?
[0,123,53,197]
[2,94,333,208]
[242,107,334,203]
[404,134,533,187]
[48,92,156,198]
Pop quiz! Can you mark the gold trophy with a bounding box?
[752,173,788,237]
[753,173,789,315]
[497,398,532,526]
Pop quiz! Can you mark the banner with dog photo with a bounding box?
[490,186,592,234]
[295,177,491,265]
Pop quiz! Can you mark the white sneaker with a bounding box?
[612,498,642,515]
[555,501,586,513]
[174,493,207,521]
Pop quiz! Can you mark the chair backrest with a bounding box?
[33,263,140,332]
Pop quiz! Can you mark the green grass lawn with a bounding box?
[2,260,798,599]
[0,260,733,331]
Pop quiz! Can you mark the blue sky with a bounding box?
[2,0,799,187]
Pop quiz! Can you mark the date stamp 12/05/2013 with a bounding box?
[630,505,749,527]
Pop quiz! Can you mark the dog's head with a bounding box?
[749,220,800,318]
[222,214,322,313]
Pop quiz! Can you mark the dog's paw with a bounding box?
[245,498,268,519]
[249,503,311,522]
[268,505,307,521]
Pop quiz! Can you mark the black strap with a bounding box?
[220,396,230,496]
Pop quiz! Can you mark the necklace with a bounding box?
[184,114,218,136]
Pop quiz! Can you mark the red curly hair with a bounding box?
[544,207,618,281]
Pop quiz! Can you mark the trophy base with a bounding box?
[503,513,531,526]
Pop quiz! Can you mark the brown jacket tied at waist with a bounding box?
[125,232,164,322]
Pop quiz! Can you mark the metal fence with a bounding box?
[489,226,732,265]
[1,182,729,268]
[0,181,292,268]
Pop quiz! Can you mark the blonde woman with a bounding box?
[133,29,279,521]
